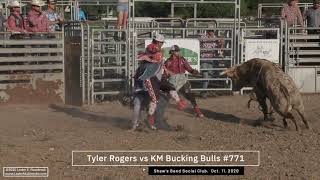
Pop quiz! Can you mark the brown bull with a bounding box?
[220,58,310,131]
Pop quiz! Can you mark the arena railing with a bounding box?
[0,31,65,103]
[286,27,320,66]
[133,27,234,92]
[240,18,286,65]
[89,28,128,104]
[78,21,129,105]
[79,22,106,105]
[257,3,313,27]
[285,26,320,93]
[185,18,218,37]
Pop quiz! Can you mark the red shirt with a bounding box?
[27,10,49,32]
[165,55,194,74]
[281,3,303,26]
[7,12,27,32]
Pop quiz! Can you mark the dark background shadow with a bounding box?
[49,100,174,131]
[182,107,262,127]
[49,104,131,130]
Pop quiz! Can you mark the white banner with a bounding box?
[145,39,200,71]
[244,39,280,64]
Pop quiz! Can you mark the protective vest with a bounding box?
[10,13,24,29]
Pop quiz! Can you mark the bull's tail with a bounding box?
[279,83,292,112]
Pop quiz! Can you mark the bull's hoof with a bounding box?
[258,120,274,128]
[305,123,311,130]
[282,119,288,129]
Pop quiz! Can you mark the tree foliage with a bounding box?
[81,0,317,18]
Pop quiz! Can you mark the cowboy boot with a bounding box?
[194,105,204,118]
[149,115,157,130]
[177,99,186,111]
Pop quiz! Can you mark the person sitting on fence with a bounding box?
[281,0,304,27]
[44,0,63,32]
[164,45,204,118]
[114,0,128,40]
[27,0,49,33]
[7,1,30,40]
[199,26,224,98]
[304,0,320,34]
[117,0,128,29]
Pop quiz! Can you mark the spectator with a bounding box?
[44,0,63,32]
[164,45,204,118]
[7,1,27,33]
[304,0,320,34]
[281,0,304,27]
[79,8,87,21]
[0,4,6,32]
[27,0,49,33]
[199,29,224,58]
[7,0,28,40]
[199,25,224,97]
[117,0,128,29]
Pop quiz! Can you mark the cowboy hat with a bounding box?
[7,0,25,8]
[30,0,46,7]
[153,34,165,43]
[169,45,180,54]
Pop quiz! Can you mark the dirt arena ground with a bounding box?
[0,94,319,179]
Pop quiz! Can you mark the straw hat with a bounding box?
[153,34,165,43]
[30,0,46,7]
[7,0,25,8]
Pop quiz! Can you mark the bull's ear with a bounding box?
[220,66,237,77]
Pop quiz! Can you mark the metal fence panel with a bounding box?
[0,32,65,103]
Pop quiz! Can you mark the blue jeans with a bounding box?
[201,61,214,90]
[117,2,128,12]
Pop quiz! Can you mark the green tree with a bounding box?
[135,2,170,17]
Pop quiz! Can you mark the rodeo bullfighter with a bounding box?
[220,58,310,131]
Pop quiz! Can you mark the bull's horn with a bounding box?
[220,66,236,76]
[220,68,232,76]
[220,70,227,76]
